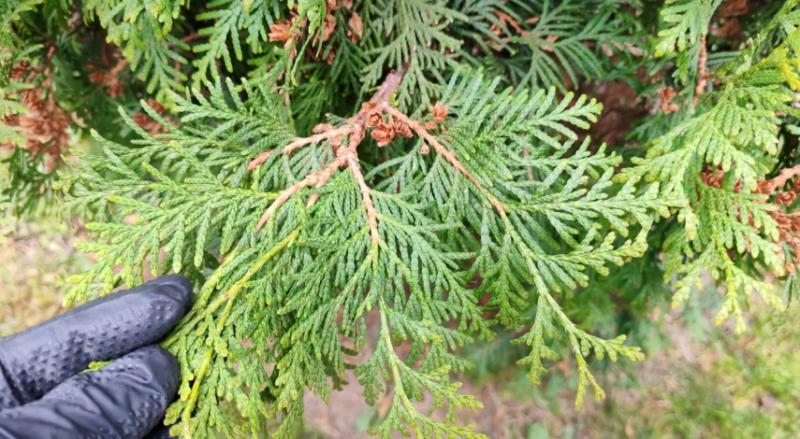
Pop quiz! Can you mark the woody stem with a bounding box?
[255,156,348,231]
[346,153,380,244]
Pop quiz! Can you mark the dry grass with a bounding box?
[0,215,90,336]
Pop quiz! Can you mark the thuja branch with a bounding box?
[163,230,299,348]
[249,69,505,237]
[174,229,299,433]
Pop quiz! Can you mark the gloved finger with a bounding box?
[0,275,191,409]
[0,345,178,439]
[144,424,175,439]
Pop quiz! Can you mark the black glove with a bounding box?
[0,276,192,439]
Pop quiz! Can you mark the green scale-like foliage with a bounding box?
[4,0,800,437]
[65,72,665,436]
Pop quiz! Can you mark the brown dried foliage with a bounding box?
[487,10,527,50]
[87,56,128,98]
[700,167,724,188]
[713,0,748,40]
[431,101,448,123]
[394,119,412,138]
[771,212,800,273]
[370,121,395,147]
[694,35,709,106]
[696,164,800,272]
[756,165,800,273]
[269,20,294,43]
[718,0,748,16]
[321,13,336,42]
[348,11,363,43]
[1,53,70,172]
[658,87,680,114]
[712,19,742,39]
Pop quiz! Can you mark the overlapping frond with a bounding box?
[507,1,621,90]
[655,0,721,56]
[83,0,190,101]
[621,24,800,331]
[192,0,281,84]
[362,0,465,108]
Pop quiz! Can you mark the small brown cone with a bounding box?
[371,122,395,147]
[431,101,448,123]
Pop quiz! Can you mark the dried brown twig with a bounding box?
[249,68,504,239]
[247,70,402,169]
[255,155,347,231]
[1,46,70,172]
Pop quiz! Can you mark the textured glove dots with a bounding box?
[0,276,192,439]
